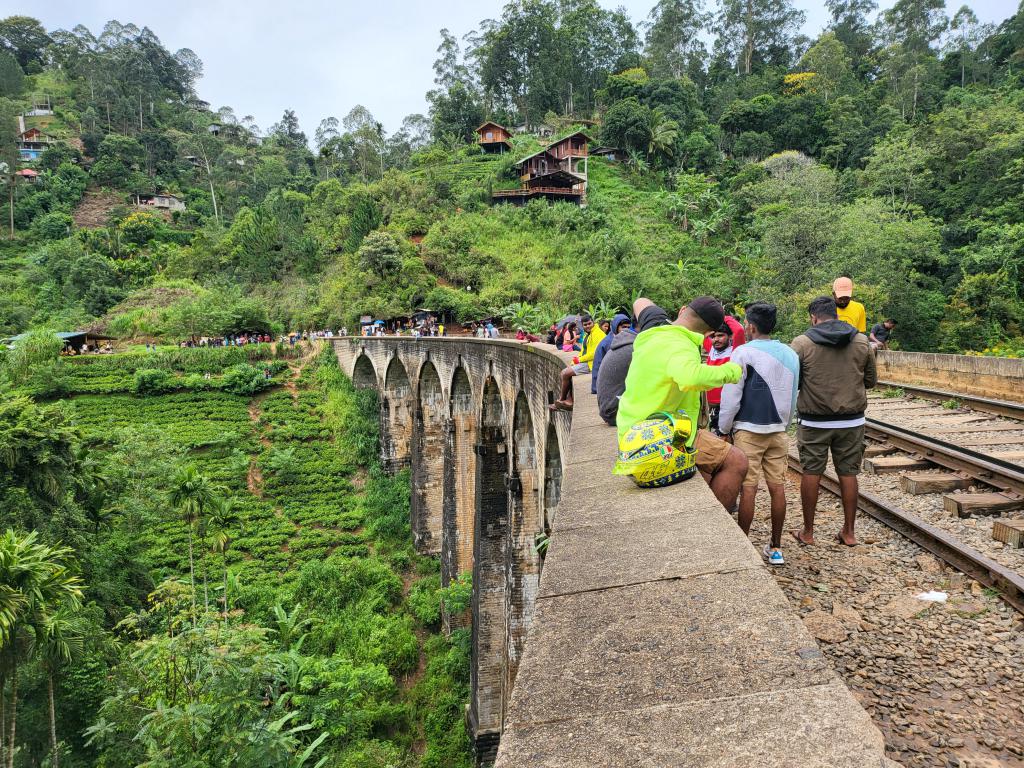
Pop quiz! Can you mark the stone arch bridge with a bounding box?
[332,337,567,761]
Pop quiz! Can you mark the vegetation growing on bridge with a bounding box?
[0,343,473,767]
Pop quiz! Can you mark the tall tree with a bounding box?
[644,0,711,80]
[0,530,83,768]
[38,606,86,768]
[799,32,857,101]
[714,0,807,75]
[825,0,877,75]
[168,467,216,616]
[946,5,991,86]
[0,16,51,70]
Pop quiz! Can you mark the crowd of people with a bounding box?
[549,276,882,567]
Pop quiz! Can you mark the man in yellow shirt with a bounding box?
[550,313,605,411]
[833,276,866,333]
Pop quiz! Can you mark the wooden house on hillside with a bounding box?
[476,121,512,154]
[17,128,55,163]
[492,131,592,206]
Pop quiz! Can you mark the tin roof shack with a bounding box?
[132,193,186,212]
[476,122,513,154]
[492,131,592,206]
[3,331,116,354]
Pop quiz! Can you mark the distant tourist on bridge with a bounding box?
[616,297,748,512]
[869,318,896,350]
[791,296,877,547]
[596,313,643,426]
[590,313,630,394]
[717,302,799,566]
[550,314,603,412]
[832,276,866,333]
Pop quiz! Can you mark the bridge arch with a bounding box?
[382,356,413,471]
[542,422,563,543]
[352,353,377,389]
[443,366,476,628]
[470,375,509,758]
[412,360,445,553]
[506,392,541,700]
[330,338,567,763]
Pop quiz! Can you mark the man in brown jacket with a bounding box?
[790,296,877,547]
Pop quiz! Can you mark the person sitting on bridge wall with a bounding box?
[717,302,799,566]
[791,296,877,547]
[869,318,896,350]
[590,313,630,395]
[616,297,748,512]
[550,313,605,412]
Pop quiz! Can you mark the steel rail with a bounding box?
[787,456,1024,614]
[875,381,1024,421]
[864,417,1024,498]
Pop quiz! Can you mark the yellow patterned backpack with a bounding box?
[613,410,697,488]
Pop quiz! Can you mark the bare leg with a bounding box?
[699,446,747,513]
[558,369,574,404]
[737,484,757,535]
[794,473,820,545]
[766,481,786,549]
[837,475,859,545]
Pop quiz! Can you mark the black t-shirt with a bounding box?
[870,323,891,342]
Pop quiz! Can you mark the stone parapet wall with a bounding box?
[877,351,1024,403]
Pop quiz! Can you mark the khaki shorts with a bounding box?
[695,429,732,475]
[797,424,865,476]
[733,430,789,487]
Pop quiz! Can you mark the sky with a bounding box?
[21,0,1020,136]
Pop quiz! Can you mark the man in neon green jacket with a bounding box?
[618,297,749,511]
[551,313,605,411]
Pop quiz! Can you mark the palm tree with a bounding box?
[38,606,86,768]
[0,530,82,768]
[168,467,216,616]
[206,498,239,618]
[647,110,679,158]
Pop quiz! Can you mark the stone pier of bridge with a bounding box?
[332,337,894,767]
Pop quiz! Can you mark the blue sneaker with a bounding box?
[763,545,785,566]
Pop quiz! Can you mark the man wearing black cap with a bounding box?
[617,297,748,511]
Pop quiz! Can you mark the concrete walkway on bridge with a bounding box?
[495,371,895,767]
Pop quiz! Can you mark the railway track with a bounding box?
[788,388,1024,613]
[775,382,1024,765]
[876,380,1024,421]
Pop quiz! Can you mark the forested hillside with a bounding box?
[0,1,1023,765]
[0,2,1022,353]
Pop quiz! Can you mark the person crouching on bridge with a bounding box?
[716,302,799,566]
[616,297,748,512]
[550,313,605,412]
[791,297,877,547]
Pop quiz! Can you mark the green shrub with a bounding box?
[221,363,269,395]
[31,211,74,240]
[407,574,442,627]
[132,367,174,394]
[294,555,403,615]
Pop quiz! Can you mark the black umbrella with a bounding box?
[556,314,581,330]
